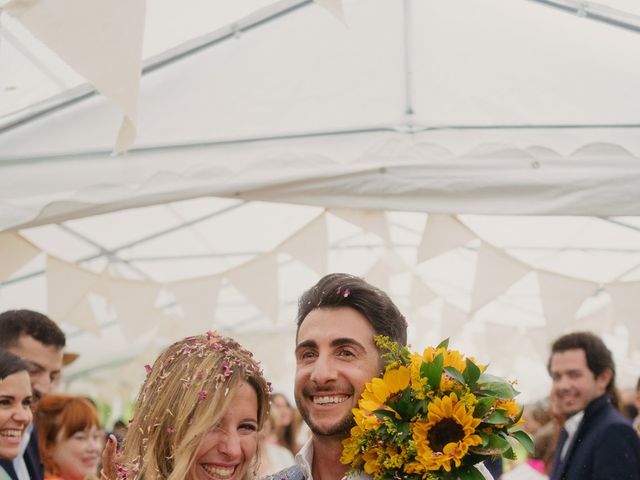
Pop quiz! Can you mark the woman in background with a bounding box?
[269,393,299,455]
[37,395,102,480]
[0,349,33,480]
[102,331,270,480]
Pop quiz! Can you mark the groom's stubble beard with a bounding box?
[295,390,356,438]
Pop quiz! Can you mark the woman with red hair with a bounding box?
[37,395,102,480]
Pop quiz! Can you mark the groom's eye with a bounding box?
[337,348,355,357]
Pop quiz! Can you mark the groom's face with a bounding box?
[294,307,381,438]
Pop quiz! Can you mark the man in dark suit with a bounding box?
[548,331,640,480]
[0,310,66,480]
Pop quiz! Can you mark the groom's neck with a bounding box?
[311,435,349,480]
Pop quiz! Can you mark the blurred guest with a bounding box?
[0,350,33,480]
[270,393,299,455]
[257,411,295,476]
[0,310,65,480]
[548,331,640,480]
[36,395,101,480]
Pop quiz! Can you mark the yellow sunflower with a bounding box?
[412,392,482,472]
[359,365,410,413]
[496,399,523,423]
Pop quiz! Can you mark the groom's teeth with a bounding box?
[313,395,348,405]
[201,464,235,479]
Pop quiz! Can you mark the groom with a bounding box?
[265,273,492,480]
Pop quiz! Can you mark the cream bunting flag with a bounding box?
[470,241,530,313]
[537,270,598,337]
[410,274,438,308]
[526,326,551,360]
[107,277,161,338]
[573,304,612,335]
[226,252,279,323]
[278,214,328,275]
[441,301,469,340]
[605,281,640,351]
[167,275,222,336]
[314,0,346,24]
[364,250,407,292]
[4,0,146,153]
[46,256,102,334]
[417,215,476,264]
[330,208,391,245]
[483,323,521,367]
[0,232,41,282]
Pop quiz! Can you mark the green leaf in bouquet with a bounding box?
[510,429,535,455]
[388,387,414,419]
[436,338,450,349]
[421,352,444,390]
[396,421,410,441]
[503,446,517,460]
[463,358,481,385]
[444,366,465,385]
[373,409,398,423]
[472,396,496,418]
[470,433,510,455]
[484,409,508,424]
[479,381,519,400]
[454,464,487,480]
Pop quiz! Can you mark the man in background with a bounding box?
[0,309,66,480]
[548,331,640,480]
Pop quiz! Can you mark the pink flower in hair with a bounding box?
[144,364,152,375]
[198,390,208,400]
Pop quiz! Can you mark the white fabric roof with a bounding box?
[1,0,640,411]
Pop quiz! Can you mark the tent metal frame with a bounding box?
[2,0,639,138]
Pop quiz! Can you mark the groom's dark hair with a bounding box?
[296,273,407,346]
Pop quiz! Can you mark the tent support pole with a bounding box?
[402,0,414,116]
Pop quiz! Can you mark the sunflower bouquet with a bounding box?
[340,337,533,480]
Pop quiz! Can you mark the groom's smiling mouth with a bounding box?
[312,394,350,405]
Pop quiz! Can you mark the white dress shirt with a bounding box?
[12,423,32,480]
[560,410,584,460]
[295,438,493,480]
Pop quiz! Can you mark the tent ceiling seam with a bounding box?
[526,0,640,33]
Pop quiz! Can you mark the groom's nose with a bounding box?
[310,353,338,385]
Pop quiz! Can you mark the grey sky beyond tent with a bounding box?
[1,0,640,411]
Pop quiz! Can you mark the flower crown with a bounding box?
[341,337,533,480]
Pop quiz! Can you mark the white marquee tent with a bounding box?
[1,0,640,412]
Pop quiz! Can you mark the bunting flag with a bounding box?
[537,270,598,337]
[167,275,221,336]
[417,215,476,264]
[574,304,612,335]
[4,0,146,152]
[364,250,407,292]
[527,327,551,361]
[329,208,391,244]
[605,281,640,351]
[314,0,346,24]
[410,274,438,309]
[483,323,521,367]
[278,214,328,275]
[441,301,469,340]
[0,232,41,282]
[470,241,531,313]
[46,256,102,334]
[107,276,161,338]
[226,252,279,323]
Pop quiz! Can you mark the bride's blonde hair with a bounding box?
[119,332,270,480]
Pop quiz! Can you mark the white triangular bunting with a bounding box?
[167,275,221,336]
[573,304,613,335]
[441,302,468,340]
[410,275,438,309]
[484,323,521,365]
[107,277,161,338]
[537,271,598,337]
[330,208,391,244]
[470,242,530,313]
[417,215,476,264]
[226,253,279,323]
[605,281,640,351]
[0,232,41,282]
[314,0,346,24]
[364,250,407,292]
[278,214,328,275]
[5,0,146,153]
[46,256,102,333]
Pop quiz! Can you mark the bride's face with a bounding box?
[190,382,259,480]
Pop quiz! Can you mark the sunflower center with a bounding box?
[427,418,464,453]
